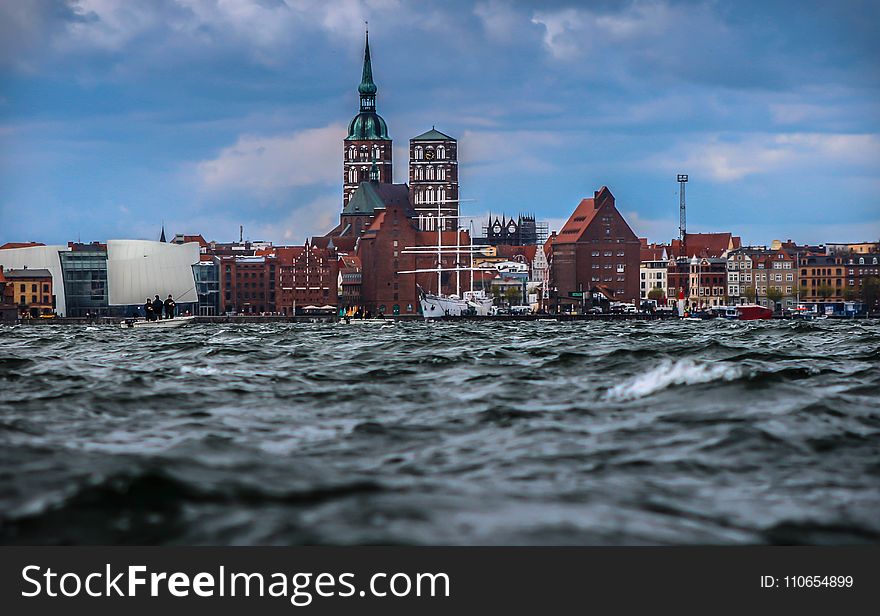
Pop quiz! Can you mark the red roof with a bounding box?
[179,234,208,248]
[1,242,45,250]
[543,232,556,258]
[495,244,538,263]
[330,236,357,252]
[338,255,361,270]
[670,233,741,258]
[640,241,668,261]
[555,194,605,244]
[274,246,306,264]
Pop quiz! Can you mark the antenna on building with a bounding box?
[677,174,688,259]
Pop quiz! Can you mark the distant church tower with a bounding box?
[409,128,458,231]
[343,30,392,207]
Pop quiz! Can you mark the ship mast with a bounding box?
[437,198,442,294]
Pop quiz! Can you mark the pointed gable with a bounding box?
[555,186,636,244]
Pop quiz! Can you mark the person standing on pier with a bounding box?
[164,294,176,319]
[144,298,155,321]
[153,295,164,320]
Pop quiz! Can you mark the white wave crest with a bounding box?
[605,359,741,401]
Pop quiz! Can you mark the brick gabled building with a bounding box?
[549,187,640,306]
[275,242,339,314]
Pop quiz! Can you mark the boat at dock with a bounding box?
[121,315,195,329]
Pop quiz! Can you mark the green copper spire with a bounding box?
[358,30,377,99]
[346,27,389,141]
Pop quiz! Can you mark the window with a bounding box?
[437,145,445,159]
[592,251,600,257]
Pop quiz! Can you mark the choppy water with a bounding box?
[1,320,878,545]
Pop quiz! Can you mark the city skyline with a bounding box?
[1,0,879,247]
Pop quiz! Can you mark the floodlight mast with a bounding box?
[678,174,689,299]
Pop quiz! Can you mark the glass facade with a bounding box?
[59,248,110,317]
[193,261,219,316]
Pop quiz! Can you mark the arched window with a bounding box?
[859,257,865,264]
[437,166,445,180]
[426,187,435,204]
[348,168,357,183]
[372,145,381,160]
[874,257,878,265]
[439,188,446,203]
[426,166,434,180]
[417,166,424,180]
[437,145,445,159]
[348,146,356,161]
[414,146,423,160]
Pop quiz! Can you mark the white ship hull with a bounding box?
[121,316,195,329]
[419,289,494,318]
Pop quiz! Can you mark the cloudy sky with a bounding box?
[1,0,878,246]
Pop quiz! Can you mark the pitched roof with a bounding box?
[671,232,741,258]
[330,236,357,252]
[0,242,46,250]
[343,182,412,216]
[4,268,52,279]
[495,244,538,262]
[554,186,616,244]
[411,128,454,141]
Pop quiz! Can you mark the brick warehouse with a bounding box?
[276,242,339,313]
[548,186,640,306]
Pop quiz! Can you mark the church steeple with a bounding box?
[358,28,377,110]
[343,28,392,207]
[159,223,166,243]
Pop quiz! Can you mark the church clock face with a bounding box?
[493,222,502,233]
[424,150,435,160]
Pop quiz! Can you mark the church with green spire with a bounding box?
[343,29,393,206]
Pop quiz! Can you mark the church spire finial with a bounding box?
[159,222,166,243]
[358,25,376,99]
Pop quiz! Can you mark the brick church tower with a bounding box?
[343,30,393,206]
[409,128,458,231]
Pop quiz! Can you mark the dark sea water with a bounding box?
[1,319,878,545]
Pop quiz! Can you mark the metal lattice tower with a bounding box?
[677,174,688,259]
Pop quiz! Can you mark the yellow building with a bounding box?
[5,268,54,317]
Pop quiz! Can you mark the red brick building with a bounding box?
[275,242,339,314]
[356,200,473,316]
[218,254,276,314]
[548,187,640,306]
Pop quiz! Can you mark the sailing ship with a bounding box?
[398,198,495,319]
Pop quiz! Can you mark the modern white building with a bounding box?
[0,240,200,317]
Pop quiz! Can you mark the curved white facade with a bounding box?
[0,245,69,316]
[107,240,199,306]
